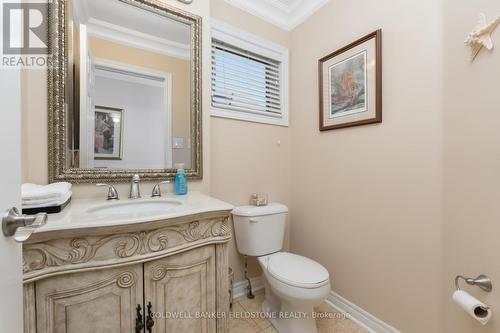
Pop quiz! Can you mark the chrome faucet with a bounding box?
[96,183,119,200]
[129,174,141,199]
[151,180,171,197]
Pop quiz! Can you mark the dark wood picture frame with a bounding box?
[94,106,124,161]
[319,29,382,131]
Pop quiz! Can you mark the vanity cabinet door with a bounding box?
[35,265,143,333]
[144,245,216,333]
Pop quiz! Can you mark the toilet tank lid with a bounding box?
[232,203,288,217]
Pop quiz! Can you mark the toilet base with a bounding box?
[262,299,318,333]
[261,278,318,333]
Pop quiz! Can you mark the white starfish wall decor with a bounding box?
[465,13,500,62]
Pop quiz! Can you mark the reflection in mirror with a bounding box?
[67,0,192,170]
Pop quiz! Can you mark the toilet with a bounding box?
[232,203,331,333]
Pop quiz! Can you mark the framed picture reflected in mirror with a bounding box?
[94,106,124,160]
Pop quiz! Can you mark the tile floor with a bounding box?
[229,290,368,333]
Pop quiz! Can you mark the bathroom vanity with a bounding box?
[22,193,233,333]
[21,0,222,330]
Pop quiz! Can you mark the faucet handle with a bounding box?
[96,183,119,200]
[151,181,171,198]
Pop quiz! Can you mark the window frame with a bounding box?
[210,19,289,127]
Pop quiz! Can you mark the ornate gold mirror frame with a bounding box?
[48,0,202,183]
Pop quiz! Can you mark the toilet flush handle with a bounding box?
[249,218,259,223]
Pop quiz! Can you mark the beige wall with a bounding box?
[21,68,48,185]
[209,0,292,282]
[442,1,500,332]
[288,1,500,331]
[289,0,443,332]
[210,118,292,281]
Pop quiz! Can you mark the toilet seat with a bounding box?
[265,252,329,289]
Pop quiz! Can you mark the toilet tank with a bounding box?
[231,203,288,257]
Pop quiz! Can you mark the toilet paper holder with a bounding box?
[455,274,493,293]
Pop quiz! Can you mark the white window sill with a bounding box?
[210,108,289,127]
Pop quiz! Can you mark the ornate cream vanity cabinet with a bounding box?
[22,194,233,333]
[29,0,222,330]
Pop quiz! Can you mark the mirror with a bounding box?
[48,0,202,183]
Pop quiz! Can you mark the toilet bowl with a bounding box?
[231,203,331,333]
[258,252,330,333]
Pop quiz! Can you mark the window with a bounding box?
[211,20,289,126]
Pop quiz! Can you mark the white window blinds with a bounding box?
[211,38,282,118]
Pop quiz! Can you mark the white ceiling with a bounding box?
[224,0,329,31]
[76,0,191,44]
[72,0,191,59]
[274,0,299,6]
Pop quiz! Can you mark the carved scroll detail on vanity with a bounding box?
[23,216,231,282]
[116,271,137,288]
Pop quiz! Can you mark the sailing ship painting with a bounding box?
[328,51,367,118]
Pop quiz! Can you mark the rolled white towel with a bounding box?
[22,182,72,203]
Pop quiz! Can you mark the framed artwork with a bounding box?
[319,30,382,131]
[94,106,124,160]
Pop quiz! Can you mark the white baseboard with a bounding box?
[232,276,264,299]
[326,291,400,333]
[232,277,399,333]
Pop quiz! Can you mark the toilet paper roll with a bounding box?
[453,290,492,325]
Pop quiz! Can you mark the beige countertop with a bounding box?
[36,192,234,233]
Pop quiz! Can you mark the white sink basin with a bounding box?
[87,200,182,216]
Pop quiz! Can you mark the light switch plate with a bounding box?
[173,137,184,149]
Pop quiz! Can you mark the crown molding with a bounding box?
[86,18,191,60]
[224,0,329,31]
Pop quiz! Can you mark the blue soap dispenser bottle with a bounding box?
[175,163,188,195]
